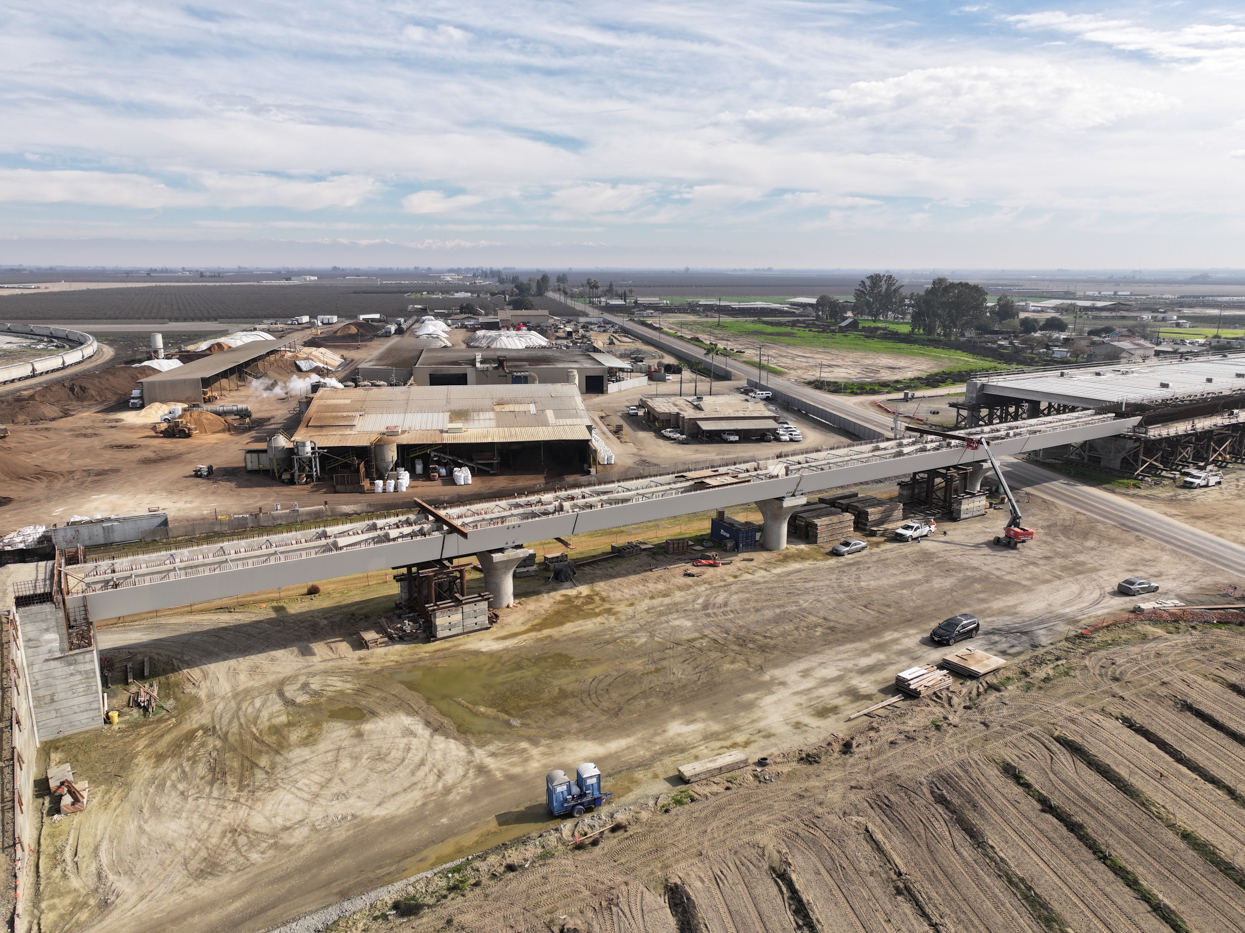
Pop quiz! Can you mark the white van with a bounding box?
[752,390,772,400]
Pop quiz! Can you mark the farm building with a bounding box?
[289,383,600,481]
[138,338,291,404]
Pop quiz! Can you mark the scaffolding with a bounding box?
[393,561,492,641]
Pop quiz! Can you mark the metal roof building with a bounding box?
[139,338,290,404]
[290,384,599,477]
[966,353,1245,410]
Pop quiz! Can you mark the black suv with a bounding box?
[931,614,980,645]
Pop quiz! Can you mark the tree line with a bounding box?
[813,274,1065,338]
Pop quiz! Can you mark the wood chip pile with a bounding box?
[895,665,953,697]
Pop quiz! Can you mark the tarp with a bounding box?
[465,330,551,349]
[188,331,275,352]
[133,359,183,371]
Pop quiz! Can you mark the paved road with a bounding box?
[598,310,895,437]
[1007,458,1245,578]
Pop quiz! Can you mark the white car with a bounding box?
[721,432,740,442]
[777,429,802,442]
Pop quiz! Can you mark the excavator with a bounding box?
[904,426,1035,549]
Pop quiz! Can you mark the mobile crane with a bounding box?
[904,426,1035,549]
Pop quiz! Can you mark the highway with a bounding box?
[1008,459,1245,579]
[598,310,897,437]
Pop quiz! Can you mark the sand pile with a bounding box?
[118,402,177,424]
[0,365,157,424]
[0,450,48,482]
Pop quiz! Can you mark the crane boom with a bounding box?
[976,440,1024,529]
[901,424,1034,547]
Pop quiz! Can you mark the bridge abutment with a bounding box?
[477,547,534,609]
[754,496,807,550]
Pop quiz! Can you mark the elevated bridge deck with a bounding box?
[64,410,1137,621]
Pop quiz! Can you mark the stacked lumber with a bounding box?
[797,509,855,545]
[820,492,859,508]
[359,629,390,650]
[677,750,749,783]
[940,647,1007,678]
[665,537,690,554]
[895,665,953,697]
[846,496,903,530]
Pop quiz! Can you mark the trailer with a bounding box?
[546,762,611,818]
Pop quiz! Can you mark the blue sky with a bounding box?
[2,1,1244,267]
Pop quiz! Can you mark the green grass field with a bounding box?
[680,319,1003,368]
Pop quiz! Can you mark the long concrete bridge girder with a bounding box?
[74,414,1140,622]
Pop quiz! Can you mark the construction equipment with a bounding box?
[0,425,9,438]
[546,762,612,818]
[192,464,215,478]
[905,426,1034,549]
[160,418,196,439]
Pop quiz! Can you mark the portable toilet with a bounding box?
[576,763,601,798]
[546,770,574,815]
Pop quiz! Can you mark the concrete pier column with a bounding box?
[477,547,534,609]
[753,496,808,551]
[966,463,990,494]
[1026,400,1042,419]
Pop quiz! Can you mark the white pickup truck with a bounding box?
[894,518,937,542]
[1181,470,1223,488]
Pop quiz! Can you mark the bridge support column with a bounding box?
[966,463,990,493]
[477,547,533,609]
[754,496,807,551]
[1026,400,1041,419]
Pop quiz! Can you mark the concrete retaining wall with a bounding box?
[607,374,651,393]
[49,513,169,549]
[18,602,101,741]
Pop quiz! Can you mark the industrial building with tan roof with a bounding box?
[290,383,599,480]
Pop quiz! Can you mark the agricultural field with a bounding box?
[331,623,1245,933]
[0,284,422,322]
[662,315,1004,386]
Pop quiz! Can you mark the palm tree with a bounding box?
[705,342,728,395]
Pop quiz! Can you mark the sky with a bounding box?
[2,1,1245,269]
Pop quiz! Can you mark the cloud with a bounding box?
[401,190,485,214]
[402,24,471,46]
[0,169,381,209]
[1006,12,1245,66]
[740,66,1177,136]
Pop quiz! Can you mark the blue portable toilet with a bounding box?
[576,763,601,798]
[546,769,574,815]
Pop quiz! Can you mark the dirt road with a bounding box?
[30,488,1230,933]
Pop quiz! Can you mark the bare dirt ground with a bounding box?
[660,315,958,384]
[327,623,1245,933]
[1103,469,1245,550]
[28,491,1232,933]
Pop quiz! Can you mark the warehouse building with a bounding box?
[358,346,636,395]
[138,338,289,404]
[289,383,600,481]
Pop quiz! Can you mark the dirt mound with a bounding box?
[252,353,303,379]
[181,410,231,434]
[0,365,156,424]
[0,450,47,481]
[332,321,382,337]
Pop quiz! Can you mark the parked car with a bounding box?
[752,390,773,400]
[761,432,774,442]
[830,539,867,556]
[930,614,980,645]
[721,432,740,442]
[1118,577,1160,596]
[626,405,640,416]
[780,430,803,442]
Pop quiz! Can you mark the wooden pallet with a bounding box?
[359,629,390,650]
[939,647,1007,678]
[678,750,749,783]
